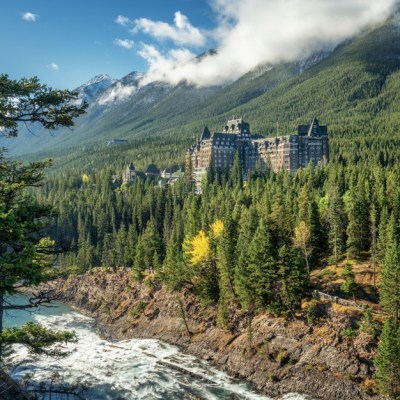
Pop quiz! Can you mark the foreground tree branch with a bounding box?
[0,74,86,363]
[0,74,87,138]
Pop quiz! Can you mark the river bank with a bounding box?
[50,269,381,400]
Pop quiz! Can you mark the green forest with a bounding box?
[3,15,400,399]
[34,128,400,396]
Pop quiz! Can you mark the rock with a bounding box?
[48,270,383,400]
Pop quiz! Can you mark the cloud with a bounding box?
[114,38,135,49]
[21,12,39,22]
[115,15,131,27]
[132,0,397,87]
[138,44,196,85]
[47,63,59,71]
[98,82,137,104]
[133,11,206,46]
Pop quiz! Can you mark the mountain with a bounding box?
[4,15,400,169]
[2,51,330,157]
[75,74,116,105]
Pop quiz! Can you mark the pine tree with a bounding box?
[341,263,358,301]
[101,233,115,267]
[0,74,85,358]
[124,224,138,268]
[234,206,259,306]
[115,225,127,268]
[246,219,278,311]
[217,214,237,302]
[327,184,346,266]
[133,236,146,280]
[276,244,307,316]
[230,151,243,188]
[344,180,370,258]
[370,203,379,294]
[375,318,400,398]
[163,228,186,290]
[380,215,400,324]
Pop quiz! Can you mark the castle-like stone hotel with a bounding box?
[186,117,329,191]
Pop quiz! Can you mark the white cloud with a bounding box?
[138,44,196,85]
[132,0,397,87]
[115,15,131,27]
[114,38,135,49]
[22,12,39,22]
[47,63,59,71]
[133,11,206,47]
[98,82,137,105]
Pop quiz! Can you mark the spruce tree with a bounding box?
[217,214,237,302]
[375,318,400,398]
[327,184,346,266]
[234,206,259,307]
[230,151,243,188]
[341,263,358,301]
[380,215,400,324]
[245,219,278,310]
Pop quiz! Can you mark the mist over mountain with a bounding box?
[3,13,400,163]
[132,0,398,87]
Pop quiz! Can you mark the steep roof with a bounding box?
[145,163,160,175]
[200,127,211,140]
[223,117,250,134]
[298,117,327,137]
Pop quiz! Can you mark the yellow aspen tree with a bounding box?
[293,220,312,275]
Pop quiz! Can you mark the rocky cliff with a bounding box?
[52,269,381,400]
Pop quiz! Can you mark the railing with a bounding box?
[313,290,368,311]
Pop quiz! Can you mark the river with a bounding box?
[4,294,312,400]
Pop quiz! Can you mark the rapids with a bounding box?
[5,295,314,400]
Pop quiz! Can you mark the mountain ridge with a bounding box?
[3,16,400,169]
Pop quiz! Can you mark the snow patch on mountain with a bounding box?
[75,74,116,105]
[98,72,144,105]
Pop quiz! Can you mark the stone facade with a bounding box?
[186,117,329,192]
[122,163,137,184]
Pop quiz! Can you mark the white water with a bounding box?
[5,295,313,400]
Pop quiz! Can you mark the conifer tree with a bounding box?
[124,224,138,268]
[345,180,370,257]
[115,225,127,268]
[327,184,346,266]
[101,233,115,267]
[245,219,278,310]
[217,214,237,302]
[276,244,307,316]
[230,151,243,188]
[133,236,146,280]
[370,203,379,294]
[380,215,400,324]
[375,318,400,398]
[0,74,86,358]
[234,206,259,305]
[341,263,358,301]
[163,228,186,290]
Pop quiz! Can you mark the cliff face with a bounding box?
[53,270,381,400]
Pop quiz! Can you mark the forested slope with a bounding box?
[10,14,400,399]
[10,16,400,176]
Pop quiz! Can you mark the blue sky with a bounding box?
[0,0,214,89]
[1,0,397,90]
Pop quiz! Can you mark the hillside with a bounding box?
[52,269,381,400]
